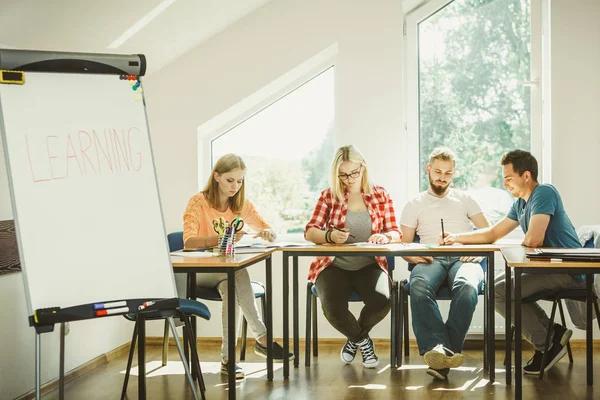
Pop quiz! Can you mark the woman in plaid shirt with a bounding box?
[305,145,402,368]
[180,153,293,378]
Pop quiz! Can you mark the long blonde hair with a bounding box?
[330,145,372,203]
[202,154,246,213]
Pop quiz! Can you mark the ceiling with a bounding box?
[0,0,273,75]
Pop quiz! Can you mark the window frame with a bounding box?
[197,44,339,190]
[403,0,547,200]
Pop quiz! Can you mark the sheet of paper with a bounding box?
[170,251,218,258]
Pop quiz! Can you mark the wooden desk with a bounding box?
[280,243,501,381]
[172,250,277,400]
[501,246,600,400]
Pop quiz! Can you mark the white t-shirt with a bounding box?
[400,189,483,245]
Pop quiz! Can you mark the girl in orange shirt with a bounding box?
[182,153,293,378]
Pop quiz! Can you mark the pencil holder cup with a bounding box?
[225,232,236,257]
[214,233,225,256]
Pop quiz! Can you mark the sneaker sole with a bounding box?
[426,368,448,380]
[220,369,245,379]
[362,360,379,369]
[254,349,295,361]
[424,352,464,370]
[557,329,573,347]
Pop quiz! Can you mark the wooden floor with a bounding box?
[44,341,600,399]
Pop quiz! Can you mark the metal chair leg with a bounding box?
[539,300,558,379]
[305,282,312,366]
[312,293,318,357]
[240,317,248,361]
[390,282,397,368]
[557,299,574,363]
[171,317,202,400]
[403,290,410,356]
[162,319,170,366]
[121,320,139,400]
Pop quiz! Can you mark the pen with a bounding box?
[441,218,445,245]
[93,301,127,310]
[329,224,357,239]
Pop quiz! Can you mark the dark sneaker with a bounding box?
[340,339,358,364]
[523,350,543,374]
[553,323,572,347]
[427,367,450,380]
[356,336,379,368]
[254,341,295,361]
[220,362,244,379]
[423,344,464,370]
[523,342,568,375]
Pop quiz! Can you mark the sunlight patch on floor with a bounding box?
[120,360,283,380]
[348,384,387,390]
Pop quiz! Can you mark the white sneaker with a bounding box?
[423,344,464,370]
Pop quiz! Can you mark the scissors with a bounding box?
[231,217,244,233]
[212,217,227,235]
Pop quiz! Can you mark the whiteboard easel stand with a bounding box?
[31,299,202,400]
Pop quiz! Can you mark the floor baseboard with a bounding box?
[15,343,131,400]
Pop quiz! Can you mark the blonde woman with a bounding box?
[182,153,293,378]
[305,145,402,368]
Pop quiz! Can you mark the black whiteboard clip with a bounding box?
[31,307,61,332]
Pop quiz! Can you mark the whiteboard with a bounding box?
[0,72,177,315]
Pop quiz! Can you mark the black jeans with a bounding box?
[315,263,391,343]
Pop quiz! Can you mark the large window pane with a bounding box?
[418,0,531,223]
[211,67,335,235]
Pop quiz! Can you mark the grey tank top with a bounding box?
[331,210,376,271]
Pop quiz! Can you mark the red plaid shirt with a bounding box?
[304,185,401,282]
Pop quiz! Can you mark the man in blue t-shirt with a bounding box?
[441,149,584,376]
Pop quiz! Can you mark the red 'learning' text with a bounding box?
[25,127,144,182]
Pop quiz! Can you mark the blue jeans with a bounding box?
[409,256,484,355]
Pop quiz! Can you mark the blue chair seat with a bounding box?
[196,281,265,301]
[310,284,362,302]
[124,299,211,321]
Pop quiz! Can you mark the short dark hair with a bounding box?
[501,150,538,181]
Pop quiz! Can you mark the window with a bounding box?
[406,0,536,224]
[211,67,335,235]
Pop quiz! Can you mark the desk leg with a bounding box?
[35,332,41,400]
[266,256,274,381]
[505,261,512,385]
[283,253,290,379]
[587,273,593,386]
[227,270,236,400]
[138,314,146,400]
[60,322,65,400]
[293,256,299,368]
[515,270,522,400]
[488,252,495,382]
[189,272,198,380]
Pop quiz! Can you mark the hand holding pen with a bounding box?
[328,224,355,244]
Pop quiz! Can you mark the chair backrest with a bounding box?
[168,231,184,252]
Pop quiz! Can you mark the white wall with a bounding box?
[550,0,600,228]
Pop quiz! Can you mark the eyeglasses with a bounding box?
[338,166,362,181]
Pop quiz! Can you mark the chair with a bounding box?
[515,237,600,379]
[121,299,212,400]
[398,236,488,367]
[304,256,401,367]
[168,231,267,360]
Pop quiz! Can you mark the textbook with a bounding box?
[527,248,600,262]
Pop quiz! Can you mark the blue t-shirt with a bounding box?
[507,184,580,248]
